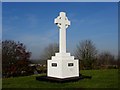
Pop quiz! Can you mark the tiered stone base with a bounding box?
[47,53,79,78]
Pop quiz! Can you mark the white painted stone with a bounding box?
[54,12,70,53]
[47,12,79,79]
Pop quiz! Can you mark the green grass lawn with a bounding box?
[2,69,118,88]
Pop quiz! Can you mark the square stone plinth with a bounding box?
[47,53,79,79]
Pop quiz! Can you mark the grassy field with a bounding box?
[2,69,118,88]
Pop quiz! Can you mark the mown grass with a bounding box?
[2,69,118,88]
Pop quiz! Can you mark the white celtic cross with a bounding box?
[54,12,70,53]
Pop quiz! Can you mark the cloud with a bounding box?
[14,27,58,59]
[3,13,59,59]
[3,8,118,59]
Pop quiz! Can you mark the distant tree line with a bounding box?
[74,40,118,70]
[2,40,118,78]
[39,40,118,70]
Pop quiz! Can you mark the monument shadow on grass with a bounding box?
[36,74,92,83]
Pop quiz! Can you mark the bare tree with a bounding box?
[74,40,97,69]
[98,51,115,67]
[40,43,59,60]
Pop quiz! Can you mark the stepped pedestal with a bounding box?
[47,53,79,78]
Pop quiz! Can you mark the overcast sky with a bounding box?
[3,2,118,59]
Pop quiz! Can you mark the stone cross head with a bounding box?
[54,12,70,29]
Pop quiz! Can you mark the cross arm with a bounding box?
[54,16,62,28]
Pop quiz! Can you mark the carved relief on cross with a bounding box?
[54,12,71,53]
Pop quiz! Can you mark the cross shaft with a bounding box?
[54,12,70,53]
